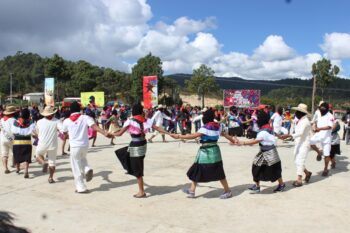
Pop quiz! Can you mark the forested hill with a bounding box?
[166,73,350,99]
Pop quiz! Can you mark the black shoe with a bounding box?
[273,183,286,192]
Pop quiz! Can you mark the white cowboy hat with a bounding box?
[3,106,17,115]
[318,100,324,106]
[157,104,164,109]
[292,103,309,114]
[201,107,208,113]
[40,106,57,117]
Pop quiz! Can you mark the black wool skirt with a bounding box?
[252,161,282,183]
[330,144,340,158]
[187,161,226,183]
[115,146,145,178]
[13,145,32,164]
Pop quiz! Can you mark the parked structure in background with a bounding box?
[23,92,44,105]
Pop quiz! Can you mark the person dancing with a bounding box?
[236,110,286,194]
[113,103,169,198]
[170,108,238,199]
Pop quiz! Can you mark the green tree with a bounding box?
[185,64,219,107]
[312,58,340,97]
[131,53,164,103]
[311,58,340,112]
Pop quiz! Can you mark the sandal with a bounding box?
[304,172,312,183]
[292,181,303,187]
[24,173,29,179]
[133,193,147,198]
[4,169,10,174]
[48,178,56,184]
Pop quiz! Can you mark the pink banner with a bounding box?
[143,76,158,109]
[223,89,260,107]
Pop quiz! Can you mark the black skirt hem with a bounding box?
[187,161,226,183]
[252,161,282,183]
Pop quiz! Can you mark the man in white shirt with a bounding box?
[281,104,312,186]
[148,105,171,143]
[35,106,59,183]
[63,101,111,193]
[0,106,17,174]
[270,107,288,136]
[310,102,334,176]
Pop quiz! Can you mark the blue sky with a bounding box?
[0,0,349,79]
[148,0,350,76]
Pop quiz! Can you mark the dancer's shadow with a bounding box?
[31,167,72,178]
[89,171,137,192]
[144,183,191,197]
[309,155,349,183]
[196,183,251,198]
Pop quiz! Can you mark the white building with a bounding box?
[23,92,44,104]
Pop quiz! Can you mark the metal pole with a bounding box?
[9,72,13,104]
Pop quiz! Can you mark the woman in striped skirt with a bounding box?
[11,108,36,178]
[236,110,286,194]
[113,103,169,198]
[170,108,238,199]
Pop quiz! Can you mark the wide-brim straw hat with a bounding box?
[3,106,17,115]
[292,103,309,115]
[40,106,57,116]
[157,104,164,109]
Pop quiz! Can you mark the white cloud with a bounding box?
[0,0,347,80]
[321,33,350,59]
[253,35,295,61]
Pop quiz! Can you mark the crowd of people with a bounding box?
[0,100,349,199]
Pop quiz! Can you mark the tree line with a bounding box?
[0,51,347,109]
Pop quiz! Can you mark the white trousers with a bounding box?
[70,147,91,192]
[294,143,309,176]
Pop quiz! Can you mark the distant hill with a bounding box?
[166,73,350,99]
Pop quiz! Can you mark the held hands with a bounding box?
[314,128,321,133]
[104,131,114,138]
[277,134,291,140]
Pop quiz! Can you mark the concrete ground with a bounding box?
[0,134,349,233]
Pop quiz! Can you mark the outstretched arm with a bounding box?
[91,124,112,137]
[171,132,202,140]
[152,125,170,135]
[113,127,128,137]
[221,132,238,144]
[237,139,261,146]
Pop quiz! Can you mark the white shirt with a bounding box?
[63,113,95,148]
[151,110,171,127]
[36,118,59,150]
[311,110,321,124]
[315,112,334,143]
[271,113,282,133]
[256,131,276,146]
[292,116,311,146]
[0,117,16,143]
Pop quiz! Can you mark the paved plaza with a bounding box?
[1,133,349,233]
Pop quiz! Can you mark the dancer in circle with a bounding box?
[63,102,111,193]
[280,104,312,187]
[11,108,36,179]
[170,108,238,199]
[1,106,17,174]
[113,103,169,198]
[236,110,286,194]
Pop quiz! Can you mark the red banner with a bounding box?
[143,76,158,109]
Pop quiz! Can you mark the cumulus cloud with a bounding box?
[321,33,350,60]
[0,0,347,80]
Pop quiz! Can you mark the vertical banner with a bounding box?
[80,92,105,107]
[143,76,158,109]
[223,89,260,108]
[44,77,55,106]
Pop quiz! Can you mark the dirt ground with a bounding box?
[0,132,349,233]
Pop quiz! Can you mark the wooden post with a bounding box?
[311,75,316,114]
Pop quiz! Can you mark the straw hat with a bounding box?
[292,103,309,114]
[318,100,324,106]
[156,104,164,109]
[3,106,17,115]
[201,107,208,113]
[40,106,57,116]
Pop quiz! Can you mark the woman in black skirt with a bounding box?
[11,108,36,178]
[236,110,286,194]
[170,108,238,199]
[113,103,168,198]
